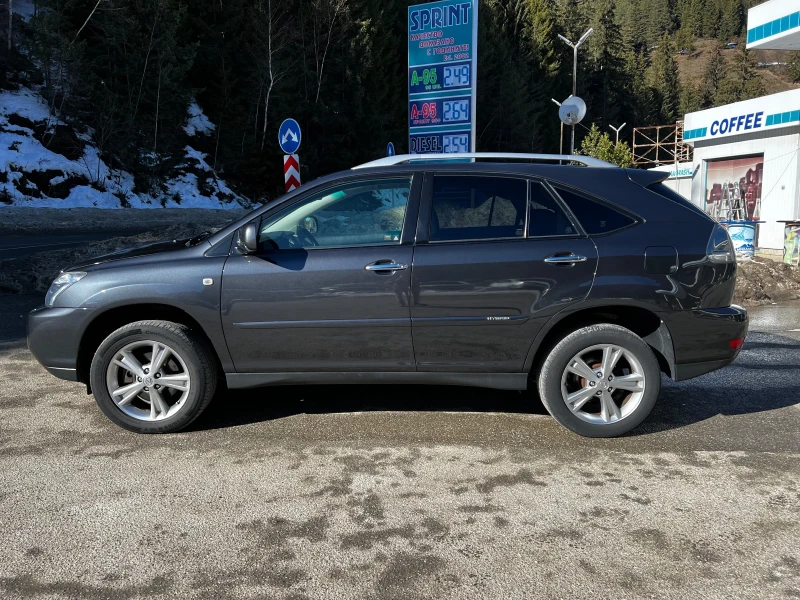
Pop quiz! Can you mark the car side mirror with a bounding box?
[238,222,258,254]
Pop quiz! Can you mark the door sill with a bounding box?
[226,372,528,391]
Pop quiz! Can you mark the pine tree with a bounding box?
[701,0,722,38]
[647,0,674,45]
[522,0,560,150]
[700,42,726,108]
[676,0,704,37]
[788,51,800,82]
[580,123,633,167]
[524,0,559,78]
[648,34,681,124]
[585,0,627,129]
[717,0,744,42]
[717,45,765,104]
[680,82,702,115]
[616,0,648,52]
[625,49,655,127]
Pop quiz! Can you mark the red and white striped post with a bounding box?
[283,154,301,192]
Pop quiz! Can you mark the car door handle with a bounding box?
[365,261,407,272]
[544,254,588,265]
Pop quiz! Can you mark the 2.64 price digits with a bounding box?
[442,134,469,153]
[443,100,469,122]
[410,68,437,87]
[443,65,470,88]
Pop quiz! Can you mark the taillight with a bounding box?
[729,338,744,351]
[707,224,735,264]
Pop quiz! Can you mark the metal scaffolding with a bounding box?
[632,122,692,167]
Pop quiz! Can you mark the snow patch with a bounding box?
[0,87,53,124]
[0,88,244,209]
[183,101,215,137]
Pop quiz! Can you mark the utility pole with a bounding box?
[557,28,593,155]
[609,122,627,145]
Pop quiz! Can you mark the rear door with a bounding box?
[221,173,421,373]
[409,173,598,372]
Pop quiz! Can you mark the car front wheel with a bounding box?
[89,320,217,433]
[537,324,661,438]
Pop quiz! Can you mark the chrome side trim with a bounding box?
[233,318,410,329]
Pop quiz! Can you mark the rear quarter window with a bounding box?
[553,186,636,235]
[646,183,709,218]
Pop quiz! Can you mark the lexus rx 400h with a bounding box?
[28,153,748,437]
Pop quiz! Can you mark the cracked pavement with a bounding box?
[1,295,799,599]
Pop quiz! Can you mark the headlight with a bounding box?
[45,272,87,307]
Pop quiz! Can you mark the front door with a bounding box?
[221,175,420,373]
[410,174,598,372]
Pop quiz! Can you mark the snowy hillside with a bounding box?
[0,87,246,209]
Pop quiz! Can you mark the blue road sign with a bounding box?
[408,0,477,155]
[278,118,302,154]
[387,142,395,157]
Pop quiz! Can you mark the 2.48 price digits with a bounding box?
[442,134,469,154]
[443,64,470,88]
[443,100,469,122]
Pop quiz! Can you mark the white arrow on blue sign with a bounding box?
[387,142,395,157]
[278,118,302,154]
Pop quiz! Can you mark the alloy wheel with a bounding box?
[560,343,646,425]
[105,340,191,422]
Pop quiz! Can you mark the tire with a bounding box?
[90,320,217,434]
[537,324,660,438]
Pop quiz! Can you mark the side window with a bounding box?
[258,178,410,250]
[430,176,527,242]
[554,186,636,235]
[527,181,578,237]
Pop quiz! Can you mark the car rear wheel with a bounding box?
[537,324,660,438]
[89,320,217,433]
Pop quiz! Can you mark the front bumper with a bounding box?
[666,305,749,381]
[27,305,95,382]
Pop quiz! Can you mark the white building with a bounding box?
[746,0,800,50]
[682,89,800,251]
[650,162,694,200]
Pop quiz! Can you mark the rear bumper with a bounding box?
[28,305,94,381]
[666,305,748,381]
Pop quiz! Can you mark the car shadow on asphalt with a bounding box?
[190,332,800,435]
[189,383,548,432]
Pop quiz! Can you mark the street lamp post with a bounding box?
[551,98,563,157]
[557,28,593,155]
[609,122,627,145]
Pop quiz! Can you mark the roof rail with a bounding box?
[352,153,617,170]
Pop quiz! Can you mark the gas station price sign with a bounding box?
[408,0,477,155]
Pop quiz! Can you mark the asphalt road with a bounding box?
[0,232,143,260]
[1,295,799,599]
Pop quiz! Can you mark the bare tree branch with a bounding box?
[71,0,104,47]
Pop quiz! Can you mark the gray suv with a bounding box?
[28,153,748,437]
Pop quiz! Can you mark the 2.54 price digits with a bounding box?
[443,100,469,122]
[443,64,470,87]
[442,134,469,154]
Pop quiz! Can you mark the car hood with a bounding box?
[67,239,190,271]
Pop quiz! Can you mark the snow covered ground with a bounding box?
[0,87,246,210]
